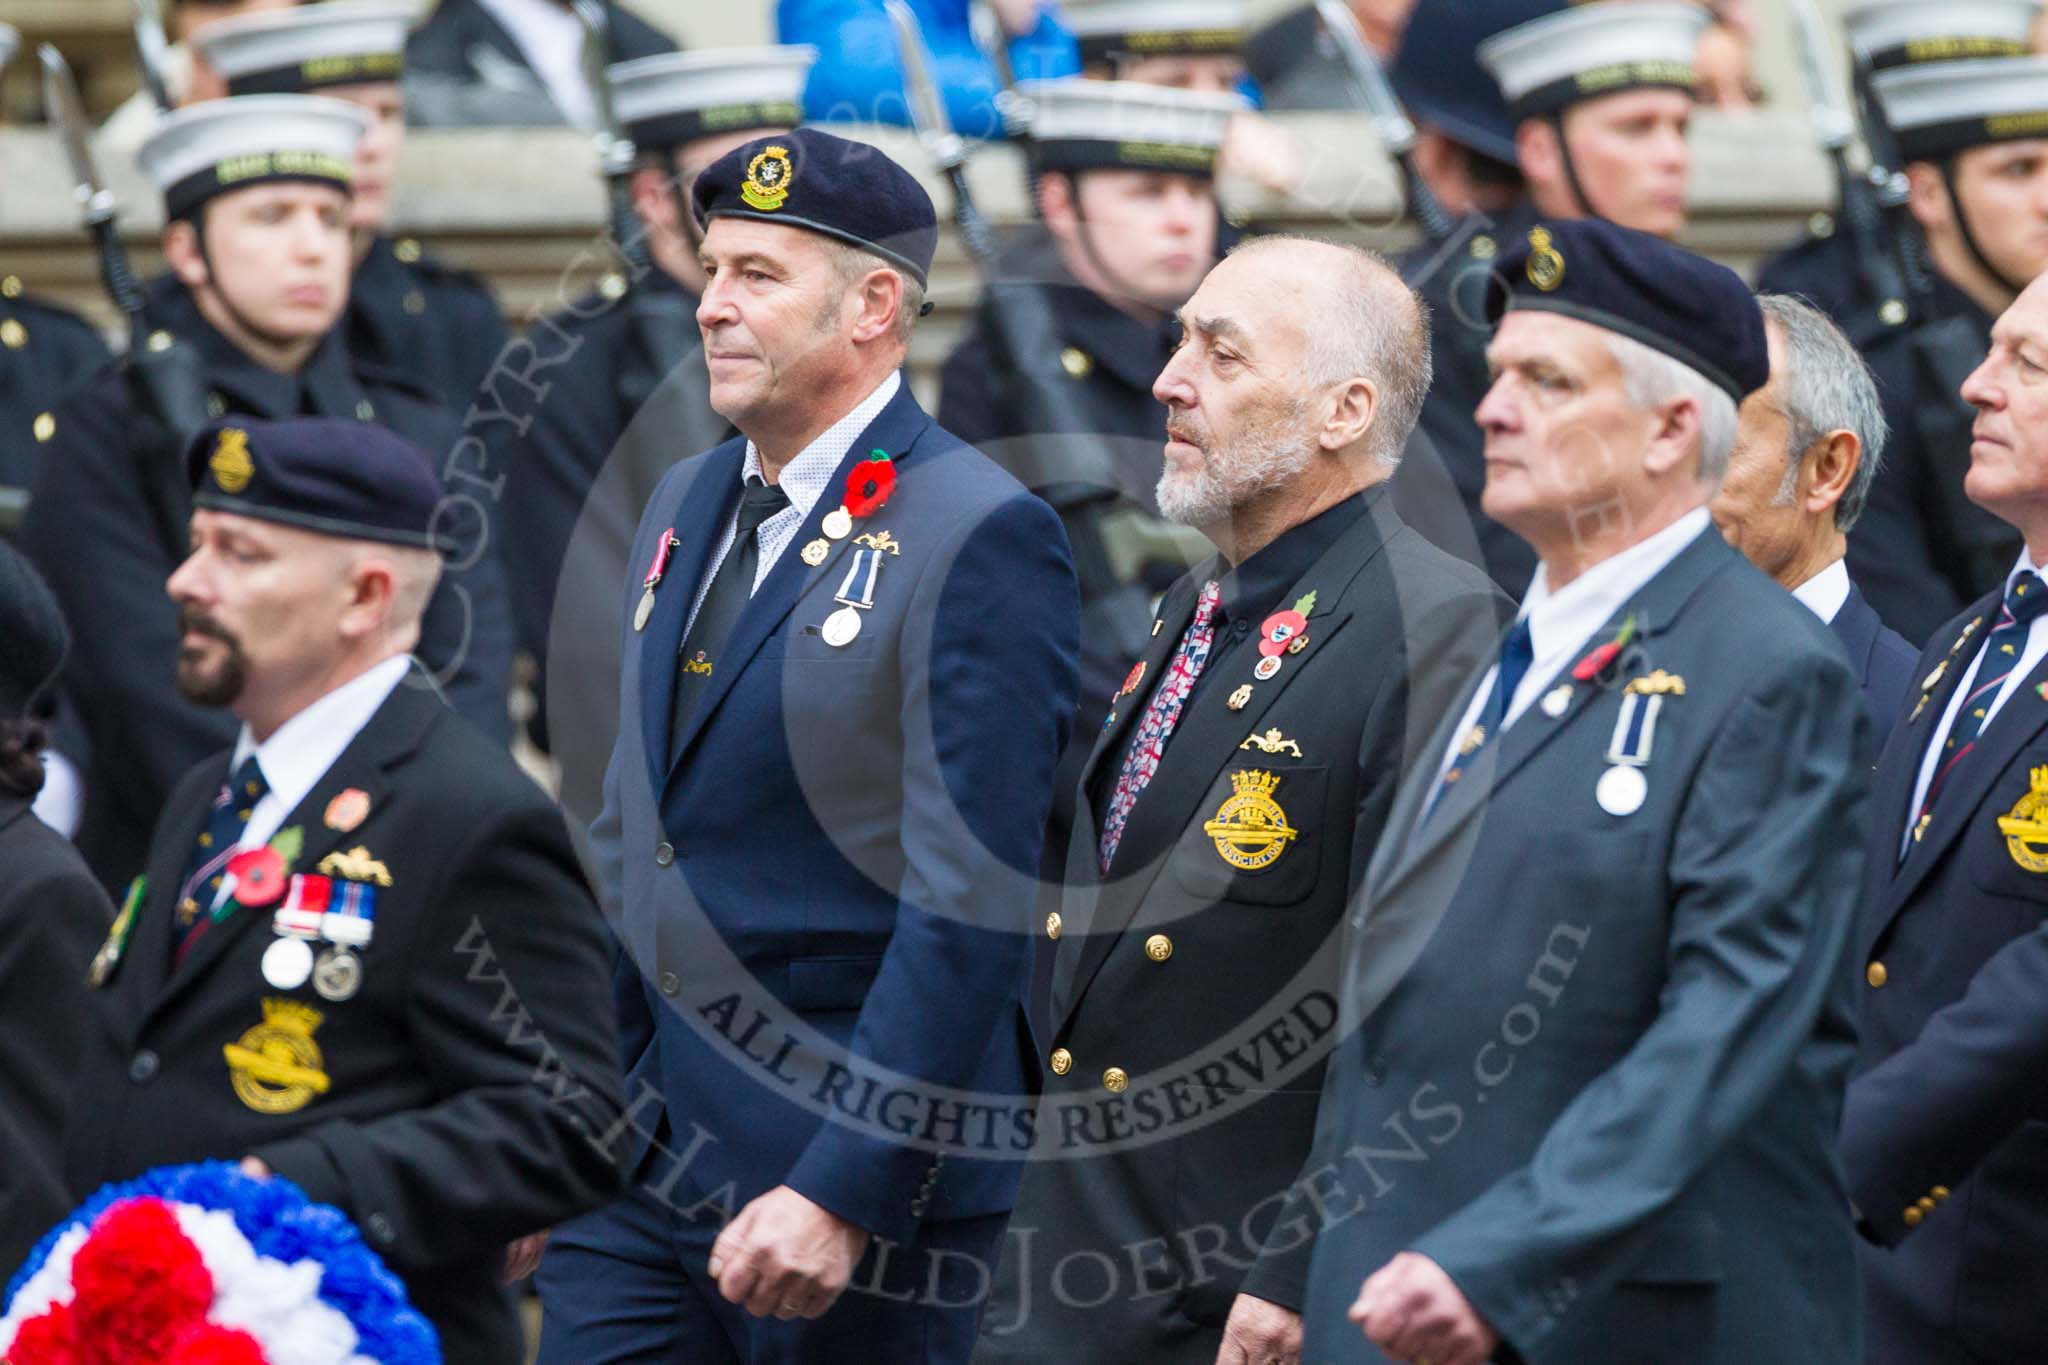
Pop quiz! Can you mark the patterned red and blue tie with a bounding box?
[1099,579,1222,872]
[1912,569,2048,845]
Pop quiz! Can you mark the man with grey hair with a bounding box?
[1264,221,1869,1365]
[1712,294,1917,735]
[972,234,1506,1365]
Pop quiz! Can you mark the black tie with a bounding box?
[670,476,790,753]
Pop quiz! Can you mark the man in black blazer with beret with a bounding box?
[1264,222,1870,1365]
[60,418,626,1362]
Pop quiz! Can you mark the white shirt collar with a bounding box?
[1790,556,1853,624]
[474,0,597,127]
[741,371,901,518]
[1518,507,1712,667]
[2007,546,2046,597]
[230,655,411,852]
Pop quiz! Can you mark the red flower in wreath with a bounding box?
[225,845,286,909]
[843,452,897,518]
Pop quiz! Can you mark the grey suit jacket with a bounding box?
[1255,528,1871,1365]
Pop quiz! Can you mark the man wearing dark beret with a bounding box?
[535,126,1081,1364]
[21,93,515,898]
[0,540,111,1278]
[57,417,627,1362]
[1248,220,1871,1365]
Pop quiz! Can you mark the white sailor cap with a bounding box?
[1843,0,2041,74]
[193,0,418,97]
[1062,0,1249,66]
[1008,79,1245,177]
[1874,55,2048,161]
[138,94,369,220]
[1478,1,1710,121]
[606,46,816,152]
[0,24,19,74]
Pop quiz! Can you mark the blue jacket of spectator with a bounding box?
[780,0,1079,140]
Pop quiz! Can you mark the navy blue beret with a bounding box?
[0,538,68,717]
[1488,219,1769,404]
[691,127,939,287]
[185,417,447,551]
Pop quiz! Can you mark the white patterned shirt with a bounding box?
[683,371,901,638]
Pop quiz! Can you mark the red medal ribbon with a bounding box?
[643,528,677,588]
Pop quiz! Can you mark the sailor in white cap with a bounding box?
[1757,0,2042,346]
[489,44,814,777]
[1477,0,1710,240]
[1845,0,2041,73]
[191,0,508,411]
[19,92,515,892]
[1066,0,1251,94]
[1836,53,2048,643]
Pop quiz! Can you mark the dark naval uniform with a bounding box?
[21,284,515,894]
[1833,583,1919,740]
[938,231,1209,900]
[1849,274,2013,645]
[66,674,626,1364]
[490,266,729,812]
[1754,227,1912,351]
[404,0,675,126]
[0,791,113,1276]
[0,277,110,516]
[348,234,508,409]
[974,489,1505,1364]
[1842,577,2048,1365]
[1393,205,1543,600]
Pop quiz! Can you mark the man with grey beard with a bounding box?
[973,236,1507,1365]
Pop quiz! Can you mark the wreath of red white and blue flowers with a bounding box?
[1,1163,439,1365]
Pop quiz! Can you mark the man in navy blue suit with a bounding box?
[1712,293,1917,737]
[1842,267,2048,1365]
[534,128,1081,1364]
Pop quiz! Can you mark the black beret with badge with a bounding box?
[136,93,367,221]
[1007,78,1245,178]
[1477,0,1710,121]
[192,0,416,97]
[692,125,939,287]
[185,417,449,552]
[1488,218,1771,404]
[0,538,68,719]
[607,45,816,154]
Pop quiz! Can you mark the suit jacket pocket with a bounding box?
[1171,763,1329,909]
[1958,1120,2048,1362]
[788,954,885,1011]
